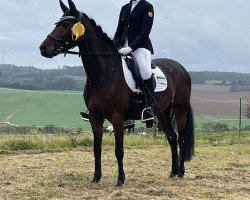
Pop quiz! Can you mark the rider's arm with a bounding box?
[113,6,125,48]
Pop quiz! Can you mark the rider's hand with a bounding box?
[118,47,132,55]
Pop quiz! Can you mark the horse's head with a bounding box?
[40,0,86,58]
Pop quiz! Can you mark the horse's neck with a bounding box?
[79,33,121,87]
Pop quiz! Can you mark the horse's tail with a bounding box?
[184,104,195,161]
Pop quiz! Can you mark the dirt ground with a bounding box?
[191,84,250,116]
[0,143,249,200]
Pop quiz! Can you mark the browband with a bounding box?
[55,12,83,25]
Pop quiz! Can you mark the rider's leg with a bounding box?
[132,48,152,80]
[132,48,155,124]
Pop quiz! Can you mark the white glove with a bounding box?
[118,47,132,55]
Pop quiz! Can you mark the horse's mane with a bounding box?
[82,13,117,50]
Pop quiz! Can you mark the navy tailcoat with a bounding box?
[113,0,154,54]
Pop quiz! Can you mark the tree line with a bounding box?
[189,71,250,85]
[0,64,85,91]
[1,64,250,91]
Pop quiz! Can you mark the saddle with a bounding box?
[123,54,157,122]
[124,54,156,92]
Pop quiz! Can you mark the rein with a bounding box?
[46,35,120,57]
[65,50,120,56]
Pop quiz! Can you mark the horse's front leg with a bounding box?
[112,113,125,187]
[89,113,104,184]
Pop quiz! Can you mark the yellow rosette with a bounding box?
[71,22,85,41]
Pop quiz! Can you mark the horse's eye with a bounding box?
[62,23,70,28]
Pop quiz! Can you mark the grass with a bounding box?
[195,131,250,145]
[0,132,249,199]
[0,141,249,199]
[0,135,91,151]
[195,115,250,130]
[0,131,249,152]
[0,134,166,152]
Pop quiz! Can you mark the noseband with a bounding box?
[47,34,66,43]
[47,33,72,56]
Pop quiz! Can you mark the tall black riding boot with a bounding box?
[142,75,155,128]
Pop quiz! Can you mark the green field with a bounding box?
[1,87,250,132]
[195,115,249,130]
[204,80,223,85]
[0,88,91,130]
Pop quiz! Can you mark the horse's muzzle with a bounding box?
[39,44,55,58]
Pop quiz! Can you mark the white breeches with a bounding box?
[132,48,152,80]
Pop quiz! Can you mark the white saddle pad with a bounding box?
[121,57,168,93]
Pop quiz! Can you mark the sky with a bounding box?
[0,0,249,72]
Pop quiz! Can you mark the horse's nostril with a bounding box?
[40,45,47,52]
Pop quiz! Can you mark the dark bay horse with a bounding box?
[40,0,194,187]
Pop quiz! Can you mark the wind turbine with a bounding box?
[0,49,8,64]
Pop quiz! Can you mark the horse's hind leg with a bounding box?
[157,107,179,177]
[89,114,104,183]
[173,105,187,178]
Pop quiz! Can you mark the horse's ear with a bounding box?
[59,0,69,13]
[68,0,77,11]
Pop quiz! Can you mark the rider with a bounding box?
[113,0,155,125]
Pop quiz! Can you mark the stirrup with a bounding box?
[141,107,155,123]
[80,111,90,122]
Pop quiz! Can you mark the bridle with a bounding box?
[46,14,82,56]
[47,12,120,57]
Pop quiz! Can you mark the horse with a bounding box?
[39,0,194,187]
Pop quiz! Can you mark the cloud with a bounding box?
[152,0,250,72]
[0,33,10,41]
[0,0,249,72]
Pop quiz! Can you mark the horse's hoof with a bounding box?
[178,168,185,178]
[116,174,125,187]
[116,180,124,187]
[169,173,177,178]
[91,179,98,184]
[177,174,184,179]
[91,177,101,184]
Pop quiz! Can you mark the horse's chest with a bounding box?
[86,95,112,116]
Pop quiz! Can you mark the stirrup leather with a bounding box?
[141,107,155,122]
